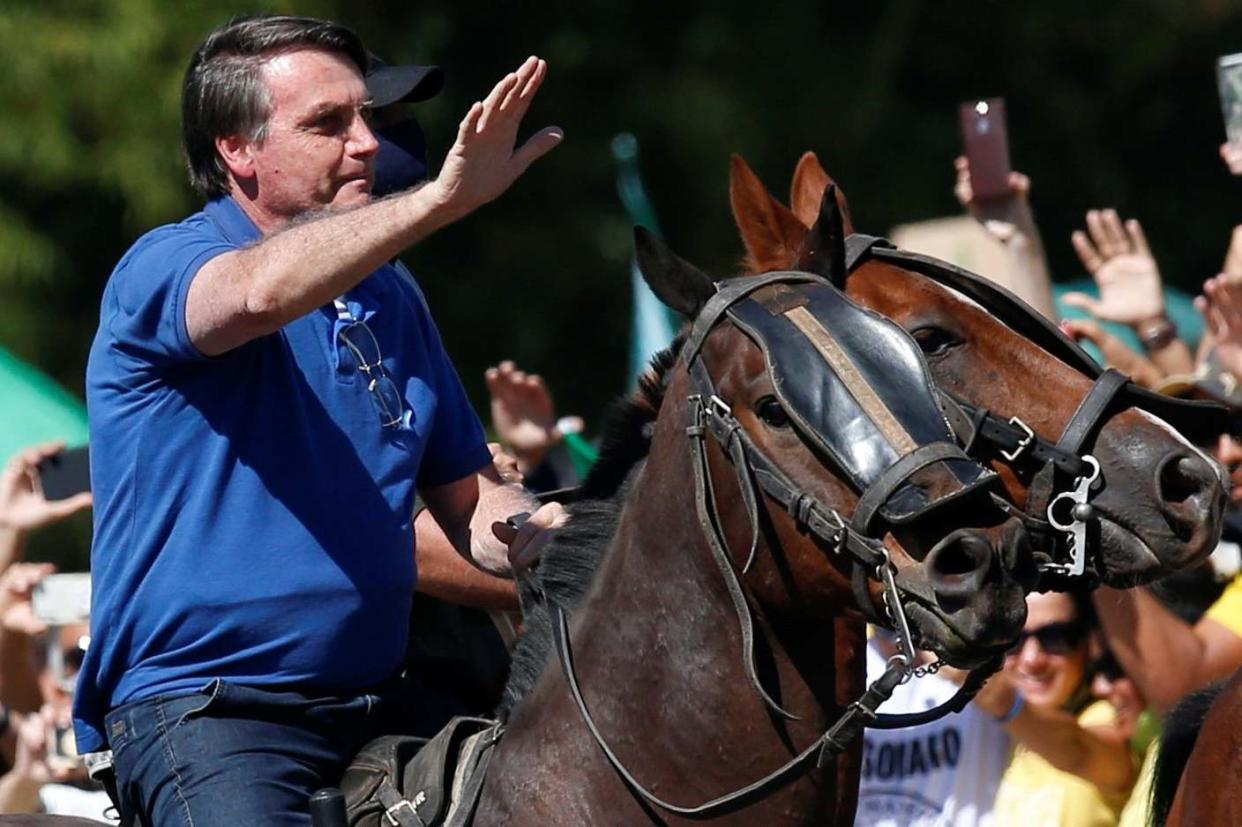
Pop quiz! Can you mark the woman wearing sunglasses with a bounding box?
[978,592,1140,826]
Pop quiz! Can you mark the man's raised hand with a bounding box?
[430,57,563,220]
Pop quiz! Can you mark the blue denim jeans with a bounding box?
[105,679,395,826]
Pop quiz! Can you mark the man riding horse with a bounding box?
[74,15,563,826]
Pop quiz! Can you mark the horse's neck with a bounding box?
[546,393,849,818]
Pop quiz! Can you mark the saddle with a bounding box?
[339,716,502,827]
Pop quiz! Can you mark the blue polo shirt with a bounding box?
[73,197,491,753]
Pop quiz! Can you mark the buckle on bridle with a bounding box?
[707,394,733,418]
[384,795,424,826]
[823,508,848,552]
[1000,416,1035,462]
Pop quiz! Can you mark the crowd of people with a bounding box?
[2,10,1242,826]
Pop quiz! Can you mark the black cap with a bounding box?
[366,55,444,108]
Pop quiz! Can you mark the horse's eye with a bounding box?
[911,326,960,357]
[756,396,791,428]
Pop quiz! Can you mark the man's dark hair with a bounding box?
[182,15,368,199]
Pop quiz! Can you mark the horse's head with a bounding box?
[729,152,1226,586]
[634,227,1034,667]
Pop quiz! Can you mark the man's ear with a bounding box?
[215,134,257,182]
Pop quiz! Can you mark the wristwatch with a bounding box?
[1137,316,1178,351]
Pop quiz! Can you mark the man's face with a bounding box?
[237,48,379,225]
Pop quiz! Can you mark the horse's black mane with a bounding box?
[1150,681,1223,826]
[498,332,684,716]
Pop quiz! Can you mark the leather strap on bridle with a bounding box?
[850,442,973,535]
[940,391,1087,478]
[683,271,824,365]
[552,603,904,818]
[1056,368,1130,455]
[687,382,800,721]
[550,600,1001,818]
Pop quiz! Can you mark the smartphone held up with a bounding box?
[1218,53,1242,148]
[959,97,1012,201]
[36,444,91,501]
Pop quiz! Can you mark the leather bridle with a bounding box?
[541,241,1228,818]
[843,234,1228,589]
[549,271,1007,818]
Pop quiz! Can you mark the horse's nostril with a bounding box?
[1155,453,1219,546]
[1159,454,1211,507]
[925,531,993,597]
[932,542,984,576]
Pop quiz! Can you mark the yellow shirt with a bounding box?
[1117,742,1156,827]
[992,701,1130,827]
[1205,573,1242,638]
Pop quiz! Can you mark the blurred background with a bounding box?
[4,0,1242,564]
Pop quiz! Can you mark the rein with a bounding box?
[544,272,1003,818]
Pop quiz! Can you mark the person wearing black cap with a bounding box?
[74,14,564,826]
[366,55,444,197]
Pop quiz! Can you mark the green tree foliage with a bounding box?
[3,0,1242,458]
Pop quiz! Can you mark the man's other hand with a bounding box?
[492,501,567,572]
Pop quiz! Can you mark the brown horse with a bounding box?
[472,230,1034,826]
[1150,671,1241,825]
[730,153,1225,588]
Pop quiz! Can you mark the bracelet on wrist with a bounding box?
[997,692,1026,723]
[1137,316,1178,351]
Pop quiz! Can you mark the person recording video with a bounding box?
[0,442,103,818]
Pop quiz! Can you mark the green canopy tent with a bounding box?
[0,343,88,465]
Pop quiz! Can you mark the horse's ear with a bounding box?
[634,227,715,318]
[729,154,808,273]
[790,152,855,234]
[795,184,848,285]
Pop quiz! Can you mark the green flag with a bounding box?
[0,344,88,464]
[612,133,680,388]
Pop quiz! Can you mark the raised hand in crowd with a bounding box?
[0,707,76,813]
[0,444,92,572]
[1197,274,1242,384]
[1221,141,1242,176]
[1064,210,1164,325]
[0,562,54,639]
[0,562,55,713]
[487,442,524,485]
[485,361,582,476]
[1060,319,1164,388]
[1064,210,1195,376]
[1222,226,1242,283]
[953,157,1058,320]
[1218,434,1242,505]
[954,156,1038,240]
